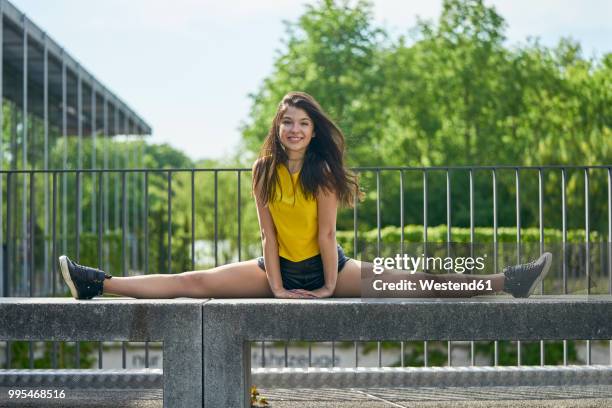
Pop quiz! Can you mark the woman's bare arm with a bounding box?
[312,186,339,297]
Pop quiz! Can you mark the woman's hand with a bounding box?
[273,288,317,299]
[290,286,335,299]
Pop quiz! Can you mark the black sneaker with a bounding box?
[503,252,552,298]
[59,255,112,300]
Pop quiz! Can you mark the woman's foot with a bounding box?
[59,255,112,299]
[503,252,552,298]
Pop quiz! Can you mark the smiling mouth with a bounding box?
[287,137,303,142]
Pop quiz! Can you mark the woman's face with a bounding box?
[278,106,314,157]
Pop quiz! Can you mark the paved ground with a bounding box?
[1,385,611,407]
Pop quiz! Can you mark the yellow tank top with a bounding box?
[268,164,319,261]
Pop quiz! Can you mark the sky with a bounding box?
[10,0,612,162]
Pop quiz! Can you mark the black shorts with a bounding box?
[256,245,350,290]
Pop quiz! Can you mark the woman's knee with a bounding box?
[176,271,207,293]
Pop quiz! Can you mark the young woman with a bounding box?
[59,92,551,300]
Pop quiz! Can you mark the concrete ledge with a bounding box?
[0,369,162,389]
[0,297,207,408]
[204,296,612,341]
[2,296,611,407]
[204,296,612,407]
[252,365,612,388]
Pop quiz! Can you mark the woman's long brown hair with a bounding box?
[252,91,362,208]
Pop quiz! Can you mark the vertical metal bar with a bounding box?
[103,96,108,242]
[261,341,265,368]
[91,85,96,235]
[0,174,3,298]
[376,169,381,257]
[562,168,567,365]
[145,340,149,368]
[470,342,475,367]
[77,68,82,170]
[76,171,80,262]
[132,126,138,272]
[446,170,451,367]
[76,71,82,276]
[284,342,288,368]
[98,341,103,369]
[493,340,498,367]
[353,171,358,259]
[122,171,127,368]
[608,167,612,365]
[585,168,591,364]
[98,171,103,368]
[52,173,57,296]
[214,171,218,266]
[562,168,568,292]
[125,118,131,273]
[353,171,359,368]
[144,172,149,275]
[0,0,3,299]
[400,170,405,366]
[308,342,312,367]
[6,172,11,297]
[515,169,521,366]
[76,339,80,368]
[237,171,241,261]
[446,170,451,243]
[61,53,67,256]
[400,341,404,367]
[331,341,335,368]
[113,108,119,231]
[141,144,145,276]
[400,170,404,258]
[22,14,29,296]
[493,169,498,273]
[376,169,381,361]
[585,168,590,294]
[538,169,545,365]
[377,342,381,368]
[469,169,475,366]
[191,170,195,270]
[29,342,33,369]
[516,168,521,262]
[97,172,103,269]
[145,169,150,366]
[29,172,34,296]
[469,169,474,247]
[423,171,428,266]
[52,342,57,369]
[423,170,429,366]
[43,35,49,296]
[167,171,172,274]
[121,343,126,370]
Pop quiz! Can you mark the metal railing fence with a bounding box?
[0,164,610,372]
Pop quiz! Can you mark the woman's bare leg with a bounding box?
[103,260,273,299]
[334,259,504,298]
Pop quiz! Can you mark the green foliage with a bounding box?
[240,0,611,232]
[336,224,603,257]
[6,341,97,369]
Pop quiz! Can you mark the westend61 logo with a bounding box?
[372,254,487,275]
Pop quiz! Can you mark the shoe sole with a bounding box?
[525,252,552,297]
[59,256,79,299]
